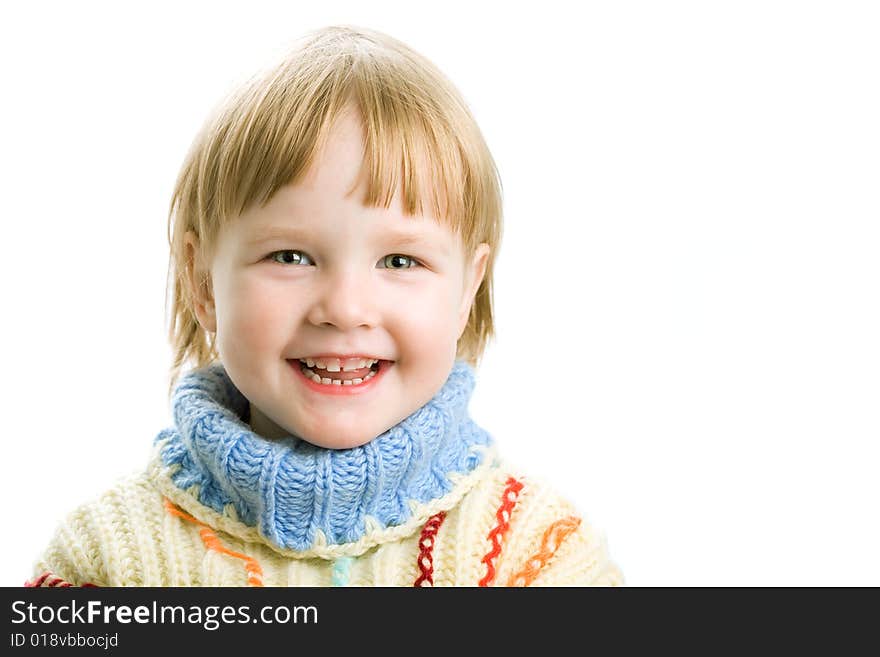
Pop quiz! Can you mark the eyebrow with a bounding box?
[246,226,449,254]
[246,227,311,245]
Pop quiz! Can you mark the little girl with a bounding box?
[27,24,622,587]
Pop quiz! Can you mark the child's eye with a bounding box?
[268,250,313,266]
[379,254,421,270]
[267,250,421,270]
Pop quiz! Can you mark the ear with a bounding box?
[183,230,217,333]
[457,242,491,338]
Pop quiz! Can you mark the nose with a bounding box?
[305,265,380,330]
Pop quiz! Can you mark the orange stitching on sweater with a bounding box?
[478,476,524,587]
[507,515,582,586]
[163,498,264,586]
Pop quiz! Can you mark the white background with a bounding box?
[1,0,877,587]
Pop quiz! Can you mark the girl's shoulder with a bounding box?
[26,469,167,587]
[447,460,625,586]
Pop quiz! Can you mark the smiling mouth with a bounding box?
[290,359,388,386]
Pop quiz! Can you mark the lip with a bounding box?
[298,354,385,361]
[288,359,393,396]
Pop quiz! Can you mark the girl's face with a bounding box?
[186,108,489,449]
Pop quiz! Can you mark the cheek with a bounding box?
[388,281,461,344]
[219,277,291,349]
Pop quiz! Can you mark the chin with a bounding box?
[308,436,375,450]
[284,409,402,449]
[299,426,378,450]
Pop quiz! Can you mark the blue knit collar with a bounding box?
[154,359,493,552]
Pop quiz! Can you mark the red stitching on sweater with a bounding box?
[25,572,50,588]
[413,512,447,587]
[24,571,97,588]
[478,476,524,587]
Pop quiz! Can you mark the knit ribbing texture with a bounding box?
[156,359,493,552]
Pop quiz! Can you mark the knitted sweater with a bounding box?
[28,361,622,587]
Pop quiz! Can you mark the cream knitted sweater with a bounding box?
[29,449,622,587]
[28,361,623,587]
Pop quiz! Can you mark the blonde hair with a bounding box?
[164,25,504,399]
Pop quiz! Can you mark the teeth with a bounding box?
[299,363,378,386]
[299,357,379,371]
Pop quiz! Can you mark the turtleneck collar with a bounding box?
[152,359,495,554]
